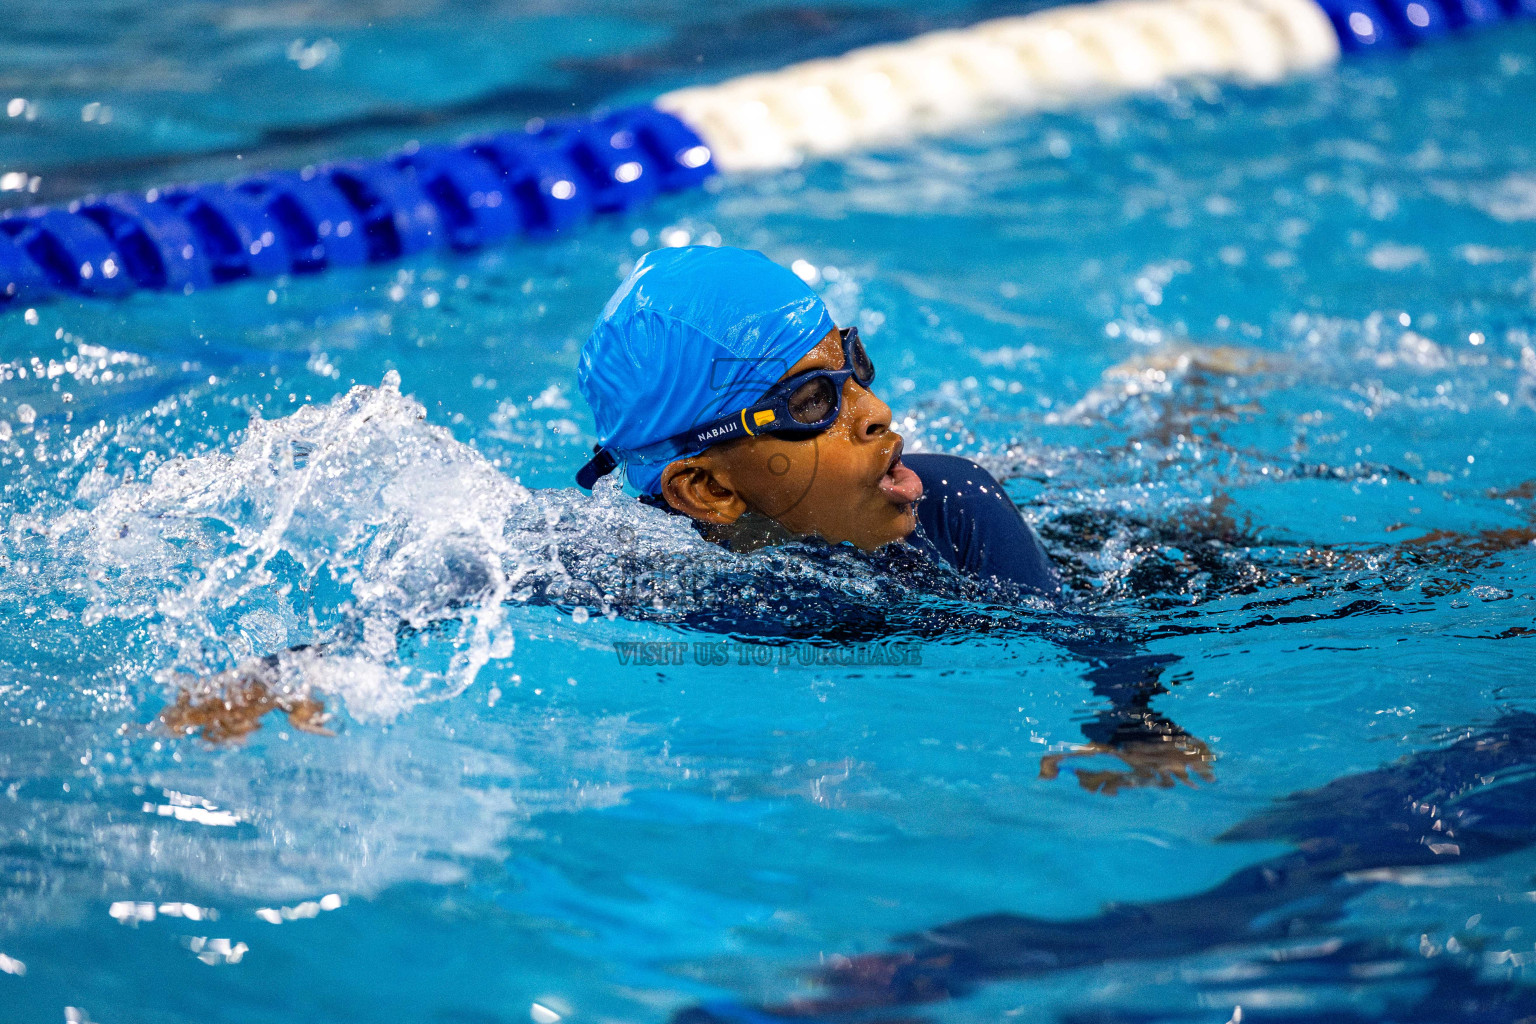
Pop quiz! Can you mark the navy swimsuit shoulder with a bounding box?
[903,453,1060,601]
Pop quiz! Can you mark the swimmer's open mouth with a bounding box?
[877,438,924,505]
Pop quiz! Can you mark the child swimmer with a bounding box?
[574,244,1061,600]
[169,245,1211,790]
[578,246,1214,795]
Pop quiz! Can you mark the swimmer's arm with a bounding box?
[1042,635,1214,795]
[157,584,523,744]
[158,645,332,745]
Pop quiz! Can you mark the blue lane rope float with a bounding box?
[1,0,1530,308]
[0,105,713,306]
[1314,0,1531,48]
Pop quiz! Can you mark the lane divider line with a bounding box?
[2,0,1529,307]
[655,0,1342,172]
[1,105,712,305]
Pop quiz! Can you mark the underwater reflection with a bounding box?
[674,713,1536,1023]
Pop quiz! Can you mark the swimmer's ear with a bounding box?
[660,457,746,525]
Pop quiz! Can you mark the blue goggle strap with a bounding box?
[574,445,619,490]
[574,397,787,491]
[576,329,868,489]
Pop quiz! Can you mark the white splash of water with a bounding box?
[60,374,928,722]
[68,374,696,719]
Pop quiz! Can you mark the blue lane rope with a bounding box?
[0,104,713,305]
[1315,0,1531,48]
[1,0,1530,308]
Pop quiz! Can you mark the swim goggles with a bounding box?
[577,326,874,490]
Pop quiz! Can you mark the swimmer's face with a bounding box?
[660,328,924,551]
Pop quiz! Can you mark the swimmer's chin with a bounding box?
[846,503,919,552]
[710,504,916,554]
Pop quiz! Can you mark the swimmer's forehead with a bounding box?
[781,329,844,378]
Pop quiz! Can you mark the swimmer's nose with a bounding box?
[845,377,892,441]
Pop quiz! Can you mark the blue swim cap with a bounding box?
[577,245,836,495]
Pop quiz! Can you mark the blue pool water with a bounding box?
[2,3,1536,1022]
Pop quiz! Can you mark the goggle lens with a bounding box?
[846,330,874,386]
[787,376,838,426]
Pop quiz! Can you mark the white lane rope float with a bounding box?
[657,0,1339,171]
